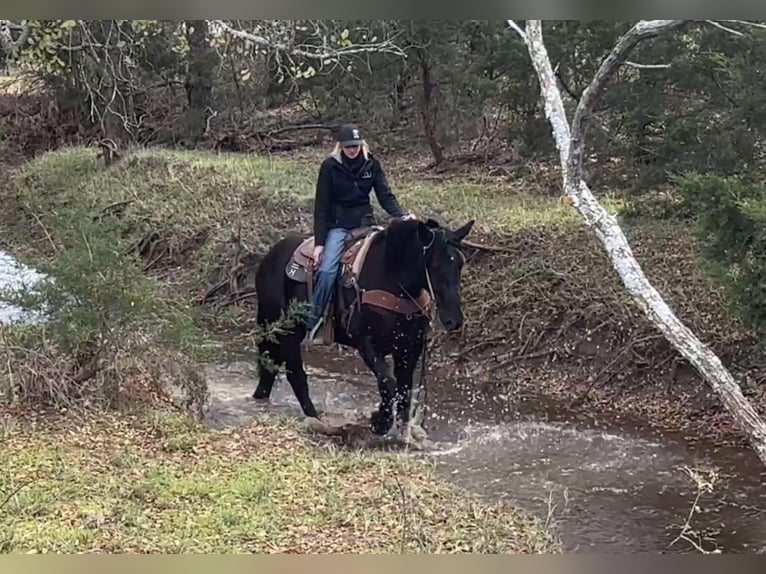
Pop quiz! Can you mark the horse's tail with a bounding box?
[255,234,303,325]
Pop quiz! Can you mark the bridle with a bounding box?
[401,227,465,317]
[403,226,466,434]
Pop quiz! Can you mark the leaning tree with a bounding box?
[509,19,766,467]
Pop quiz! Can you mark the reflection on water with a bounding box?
[204,350,766,554]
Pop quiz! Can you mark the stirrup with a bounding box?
[303,317,325,346]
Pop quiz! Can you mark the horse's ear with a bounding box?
[453,220,475,242]
[417,221,434,246]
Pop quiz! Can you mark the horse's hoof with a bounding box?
[252,393,270,403]
[409,423,428,442]
[370,411,393,436]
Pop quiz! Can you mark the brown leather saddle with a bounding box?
[285,226,381,288]
[284,225,433,344]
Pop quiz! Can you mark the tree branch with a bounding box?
[506,20,527,41]
[720,19,766,30]
[705,20,744,36]
[625,61,671,69]
[515,19,766,468]
[567,20,689,194]
[212,20,406,62]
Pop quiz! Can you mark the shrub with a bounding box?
[675,172,766,340]
[0,185,208,413]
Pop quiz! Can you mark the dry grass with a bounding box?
[4,143,763,444]
[0,406,558,553]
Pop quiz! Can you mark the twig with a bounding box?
[21,201,58,253]
[0,480,32,510]
[94,199,133,219]
[625,61,671,69]
[393,475,409,553]
[668,465,721,554]
[490,348,553,370]
[451,335,506,358]
[461,239,514,254]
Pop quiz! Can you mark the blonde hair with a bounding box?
[333,140,370,160]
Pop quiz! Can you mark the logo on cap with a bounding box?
[352,129,359,139]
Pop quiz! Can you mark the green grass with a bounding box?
[0,408,558,553]
[7,145,586,250]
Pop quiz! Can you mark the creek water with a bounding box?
[203,347,766,554]
[2,249,765,553]
[0,251,46,325]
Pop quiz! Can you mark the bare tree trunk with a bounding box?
[511,19,766,466]
[183,20,216,142]
[417,54,445,165]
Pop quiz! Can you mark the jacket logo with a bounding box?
[361,170,372,179]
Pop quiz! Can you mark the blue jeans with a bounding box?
[309,227,349,330]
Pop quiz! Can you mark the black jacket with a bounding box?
[313,150,405,245]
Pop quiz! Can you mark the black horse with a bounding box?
[252,217,474,436]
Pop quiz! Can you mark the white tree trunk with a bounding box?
[511,19,766,466]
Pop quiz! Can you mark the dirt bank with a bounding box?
[429,224,766,450]
[3,145,764,452]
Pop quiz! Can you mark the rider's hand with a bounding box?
[312,245,324,269]
[401,213,417,221]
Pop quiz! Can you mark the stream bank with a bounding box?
[202,346,766,554]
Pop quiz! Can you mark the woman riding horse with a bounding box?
[306,124,415,345]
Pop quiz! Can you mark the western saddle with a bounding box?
[284,226,432,343]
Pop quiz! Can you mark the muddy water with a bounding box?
[203,347,766,554]
[3,248,763,553]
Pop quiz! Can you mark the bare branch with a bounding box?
[212,20,406,63]
[668,466,721,554]
[705,20,744,36]
[507,20,527,42]
[568,20,689,193]
[520,19,766,468]
[720,19,766,30]
[624,61,671,69]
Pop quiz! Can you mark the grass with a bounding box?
[2,145,755,399]
[1,142,760,548]
[5,145,584,254]
[0,406,558,553]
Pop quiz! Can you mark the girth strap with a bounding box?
[361,289,431,317]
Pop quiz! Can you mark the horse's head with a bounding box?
[418,218,474,331]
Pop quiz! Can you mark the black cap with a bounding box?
[337,124,363,146]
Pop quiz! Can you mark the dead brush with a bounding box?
[438,221,762,396]
[0,327,209,418]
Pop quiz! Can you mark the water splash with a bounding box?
[202,352,766,553]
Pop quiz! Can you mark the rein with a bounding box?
[402,227,440,432]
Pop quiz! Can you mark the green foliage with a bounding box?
[0,411,558,553]
[676,172,766,337]
[0,150,205,408]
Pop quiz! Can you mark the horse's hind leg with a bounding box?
[253,339,281,400]
[283,336,319,419]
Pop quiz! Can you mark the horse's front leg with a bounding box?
[393,349,418,429]
[357,336,397,436]
[393,324,431,444]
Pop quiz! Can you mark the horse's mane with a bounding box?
[377,218,428,274]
